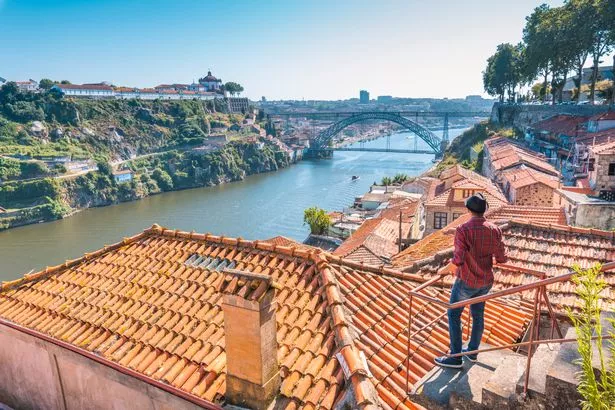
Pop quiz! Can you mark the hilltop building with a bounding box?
[199,71,223,92]
[15,79,39,92]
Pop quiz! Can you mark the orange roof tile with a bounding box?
[425,181,508,210]
[393,219,615,312]
[590,139,615,155]
[485,205,567,225]
[500,166,560,190]
[530,115,588,136]
[333,218,411,264]
[485,137,560,177]
[0,225,533,409]
[439,164,493,187]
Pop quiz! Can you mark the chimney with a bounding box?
[222,269,280,409]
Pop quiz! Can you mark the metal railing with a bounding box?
[405,261,615,398]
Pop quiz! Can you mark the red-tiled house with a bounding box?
[392,218,615,312]
[332,217,412,266]
[499,166,560,207]
[482,137,560,181]
[0,225,533,410]
[423,177,508,235]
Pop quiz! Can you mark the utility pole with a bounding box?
[398,209,403,253]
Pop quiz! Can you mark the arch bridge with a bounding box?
[309,112,448,158]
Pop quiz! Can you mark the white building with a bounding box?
[16,79,39,92]
[53,84,114,98]
[54,84,218,101]
[199,71,222,92]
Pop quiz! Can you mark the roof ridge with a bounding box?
[506,218,615,240]
[309,253,381,408]
[1,227,155,293]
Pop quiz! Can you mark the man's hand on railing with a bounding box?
[437,262,455,276]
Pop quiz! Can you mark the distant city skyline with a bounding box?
[3,0,612,101]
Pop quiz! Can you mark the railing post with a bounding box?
[522,285,541,397]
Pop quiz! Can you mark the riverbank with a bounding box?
[0,139,292,231]
[0,129,449,279]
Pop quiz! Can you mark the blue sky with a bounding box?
[0,0,577,100]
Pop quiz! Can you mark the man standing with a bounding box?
[434,193,507,369]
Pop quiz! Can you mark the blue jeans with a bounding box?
[447,278,492,355]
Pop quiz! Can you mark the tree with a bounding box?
[392,173,410,184]
[567,0,615,104]
[523,5,555,103]
[564,1,595,102]
[381,176,393,186]
[224,82,244,97]
[0,82,20,105]
[303,207,331,235]
[39,79,55,90]
[96,161,113,176]
[483,43,525,102]
[152,168,173,191]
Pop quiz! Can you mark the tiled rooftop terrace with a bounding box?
[0,225,533,410]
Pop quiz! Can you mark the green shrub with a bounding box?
[567,263,615,410]
[303,207,331,235]
[152,168,173,191]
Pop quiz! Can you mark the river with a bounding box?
[0,128,468,280]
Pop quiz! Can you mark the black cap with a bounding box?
[465,192,488,213]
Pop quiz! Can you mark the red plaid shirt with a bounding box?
[451,216,507,288]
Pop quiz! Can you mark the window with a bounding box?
[453,213,462,220]
[588,158,595,172]
[609,163,615,176]
[461,189,474,198]
[434,212,448,229]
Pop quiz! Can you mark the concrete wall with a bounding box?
[0,324,206,410]
[491,103,612,130]
[575,203,615,231]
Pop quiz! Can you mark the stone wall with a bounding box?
[491,103,612,130]
[513,183,555,207]
[591,152,615,191]
[0,324,206,410]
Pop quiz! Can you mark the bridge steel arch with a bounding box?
[312,112,446,156]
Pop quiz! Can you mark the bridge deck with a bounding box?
[315,147,436,154]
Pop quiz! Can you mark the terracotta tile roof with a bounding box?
[485,205,567,225]
[425,180,508,210]
[485,137,560,177]
[439,164,493,187]
[401,177,440,201]
[500,166,560,190]
[391,214,472,265]
[574,128,615,146]
[590,139,615,155]
[333,218,411,264]
[0,225,534,410]
[57,84,113,91]
[530,114,589,136]
[589,111,615,121]
[393,220,615,312]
